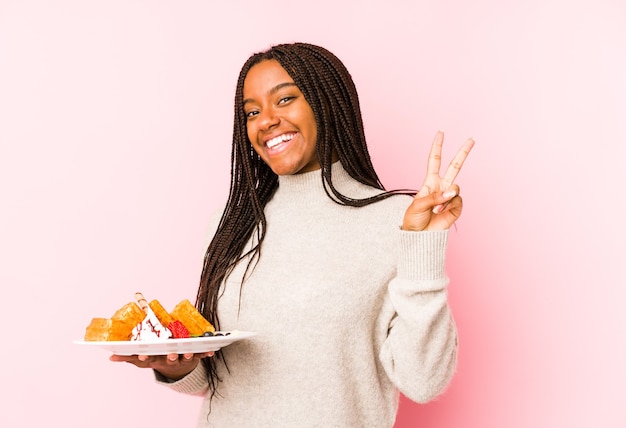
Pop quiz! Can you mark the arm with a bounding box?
[153,357,211,397]
[109,351,213,397]
[379,131,473,401]
[379,229,457,403]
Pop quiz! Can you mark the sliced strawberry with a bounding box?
[168,320,190,338]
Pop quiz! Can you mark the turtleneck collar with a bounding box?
[276,161,355,196]
[272,161,384,206]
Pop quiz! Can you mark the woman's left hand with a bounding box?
[402,131,475,231]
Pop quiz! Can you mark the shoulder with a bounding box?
[368,193,413,222]
[346,185,413,227]
[352,182,414,211]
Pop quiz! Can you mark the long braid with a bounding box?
[196,42,414,399]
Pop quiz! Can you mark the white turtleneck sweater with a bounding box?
[158,162,458,427]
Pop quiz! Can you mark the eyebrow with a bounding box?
[243,82,298,105]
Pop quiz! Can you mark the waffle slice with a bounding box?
[148,299,175,327]
[84,318,134,341]
[111,302,145,330]
[170,299,215,336]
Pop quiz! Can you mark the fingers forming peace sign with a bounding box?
[403,131,475,231]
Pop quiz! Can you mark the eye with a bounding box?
[278,96,295,104]
[245,110,259,119]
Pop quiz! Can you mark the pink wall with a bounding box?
[1,1,624,427]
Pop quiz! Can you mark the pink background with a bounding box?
[1,1,625,427]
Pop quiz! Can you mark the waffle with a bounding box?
[170,299,215,336]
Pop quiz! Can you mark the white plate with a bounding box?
[74,331,256,356]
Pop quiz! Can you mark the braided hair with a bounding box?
[196,42,410,398]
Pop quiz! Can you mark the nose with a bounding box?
[257,107,280,131]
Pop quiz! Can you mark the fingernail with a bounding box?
[432,204,442,214]
[167,355,177,362]
[138,355,148,362]
[443,190,457,199]
[183,354,193,360]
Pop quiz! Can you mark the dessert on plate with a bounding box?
[84,293,215,342]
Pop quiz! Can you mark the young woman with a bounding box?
[112,42,474,427]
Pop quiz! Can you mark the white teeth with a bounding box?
[266,133,295,149]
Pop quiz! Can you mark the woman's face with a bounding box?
[243,59,319,176]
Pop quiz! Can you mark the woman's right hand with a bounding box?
[110,352,214,381]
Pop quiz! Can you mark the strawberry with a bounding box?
[168,320,190,338]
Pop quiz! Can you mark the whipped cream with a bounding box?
[131,307,172,341]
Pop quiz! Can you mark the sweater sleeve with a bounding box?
[379,229,459,403]
[153,361,210,397]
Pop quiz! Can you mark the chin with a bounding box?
[265,157,320,176]
[272,168,300,176]
[268,162,302,176]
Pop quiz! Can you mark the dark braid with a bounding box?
[196,42,413,399]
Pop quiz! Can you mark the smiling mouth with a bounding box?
[266,133,296,149]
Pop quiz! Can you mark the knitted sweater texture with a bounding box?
[160,162,458,427]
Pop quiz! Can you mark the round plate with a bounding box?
[74,331,256,355]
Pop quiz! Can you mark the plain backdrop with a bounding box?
[1,1,625,427]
